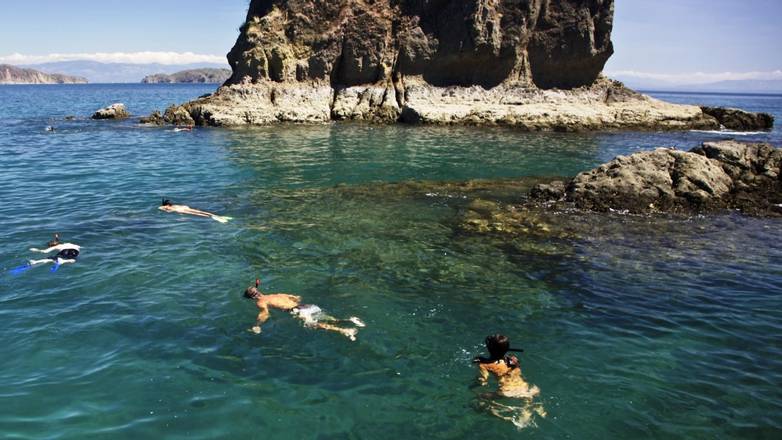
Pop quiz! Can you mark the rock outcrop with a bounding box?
[92,103,129,120]
[173,0,772,131]
[140,105,196,125]
[0,64,87,84]
[141,68,232,84]
[531,141,782,215]
[701,107,774,131]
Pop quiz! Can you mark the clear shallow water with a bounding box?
[0,85,781,438]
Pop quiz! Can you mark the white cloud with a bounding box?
[0,51,226,65]
[605,69,782,85]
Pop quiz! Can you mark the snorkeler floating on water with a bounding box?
[10,235,81,274]
[159,199,232,223]
[473,334,545,428]
[243,279,365,341]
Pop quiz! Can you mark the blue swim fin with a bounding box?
[9,263,32,276]
[50,261,61,273]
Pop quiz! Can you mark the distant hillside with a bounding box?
[0,64,87,84]
[611,75,782,94]
[142,68,232,84]
[20,60,229,83]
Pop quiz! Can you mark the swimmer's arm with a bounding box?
[30,245,59,253]
[251,303,270,334]
[477,364,490,386]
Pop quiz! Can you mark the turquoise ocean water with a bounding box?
[0,84,781,438]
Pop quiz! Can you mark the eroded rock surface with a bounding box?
[92,103,129,120]
[701,107,774,131]
[173,0,770,130]
[531,141,782,215]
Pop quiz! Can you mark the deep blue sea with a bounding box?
[0,84,780,439]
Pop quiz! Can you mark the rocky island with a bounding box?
[165,0,772,131]
[141,68,232,84]
[0,64,87,84]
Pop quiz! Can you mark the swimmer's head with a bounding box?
[161,199,173,207]
[485,334,510,360]
[244,286,260,299]
[244,279,262,299]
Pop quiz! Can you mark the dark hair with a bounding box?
[244,286,259,299]
[485,334,510,360]
[161,198,173,206]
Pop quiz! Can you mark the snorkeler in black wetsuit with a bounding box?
[24,242,81,272]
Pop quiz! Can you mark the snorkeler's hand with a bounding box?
[250,326,262,334]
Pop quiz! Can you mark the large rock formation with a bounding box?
[0,64,87,84]
[530,141,782,215]
[176,0,772,130]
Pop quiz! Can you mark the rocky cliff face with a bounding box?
[227,0,613,90]
[0,64,88,84]
[178,0,769,130]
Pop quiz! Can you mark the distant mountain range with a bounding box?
[142,68,232,84]
[611,76,782,94]
[20,60,230,84]
[0,64,87,84]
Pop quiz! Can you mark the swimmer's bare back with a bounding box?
[159,204,232,223]
[258,293,302,311]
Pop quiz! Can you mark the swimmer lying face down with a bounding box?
[243,279,365,341]
[159,199,232,223]
[27,243,81,268]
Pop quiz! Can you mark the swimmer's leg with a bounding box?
[50,258,75,273]
[29,259,54,266]
[314,322,358,341]
[320,315,366,328]
[210,215,232,223]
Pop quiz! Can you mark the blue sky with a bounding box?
[0,0,780,83]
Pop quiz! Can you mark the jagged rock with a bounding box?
[530,181,566,200]
[533,141,781,215]
[175,0,759,130]
[163,105,195,126]
[92,103,129,120]
[700,107,774,131]
[140,110,164,125]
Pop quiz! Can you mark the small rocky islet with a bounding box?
[121,0,780,217]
